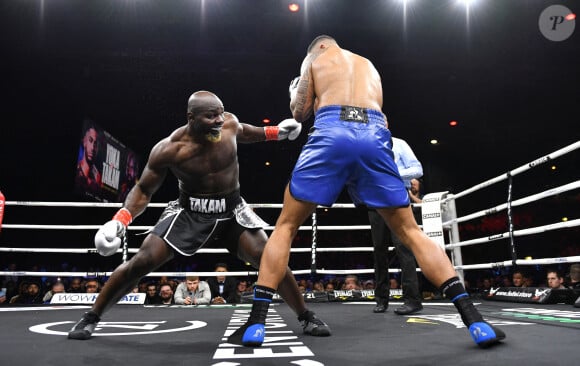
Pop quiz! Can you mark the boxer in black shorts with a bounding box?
[68,90,331,340]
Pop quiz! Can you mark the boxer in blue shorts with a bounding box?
[230,35,505,349]
[290,105,409,209]
[68,91,331,340]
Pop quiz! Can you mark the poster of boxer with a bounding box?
[74,120,140,202]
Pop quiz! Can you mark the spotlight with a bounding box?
[288,3,300,12]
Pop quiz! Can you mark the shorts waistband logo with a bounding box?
[189,197,226,213]
[340,106,368,123]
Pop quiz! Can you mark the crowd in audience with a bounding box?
[1,262,578,305]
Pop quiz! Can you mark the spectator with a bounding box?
[144,282,161,305]
[84,279,101,293]
[206,263,238,304]
[9,281,30,304]
[67,278,83,293]
[324,282,335,292]
[313,281,326,292]
[158,284,175,305]
[12,281,44,304]
[343,275,361,290]
[524,273,535,288]
[512,270,528,288]
[501,276,513,287]
[567,264,580,290]
[43,280,66,303]
[546,269,566,289]
[481,277,493,292]
[138,281,149,294]
[174,276,211,305]
[236,280,249,301]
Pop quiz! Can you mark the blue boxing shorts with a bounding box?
[289,105,410,209]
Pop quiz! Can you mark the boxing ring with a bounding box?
[1,141,579,366]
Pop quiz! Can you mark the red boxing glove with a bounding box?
[112,207,133,227]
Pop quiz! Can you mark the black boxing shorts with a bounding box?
[149,189,268,256]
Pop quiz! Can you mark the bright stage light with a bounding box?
[288,3,300,12]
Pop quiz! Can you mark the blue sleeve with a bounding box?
[395,139,423,183]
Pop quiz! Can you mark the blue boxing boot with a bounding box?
[469,321,506,348]
[441,277,506,348]
[228,322,266,347]
[228,285,275,347]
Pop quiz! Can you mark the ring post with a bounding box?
[444,195,464,282]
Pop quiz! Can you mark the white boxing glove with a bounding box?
[94,208,132,256]
[279,118,302,140]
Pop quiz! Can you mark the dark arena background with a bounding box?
[0,1,579,365]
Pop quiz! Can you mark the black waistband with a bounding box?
[178,189,241,214]
[315,105,385,124]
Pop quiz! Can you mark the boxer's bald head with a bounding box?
[186,91,225,142]
[187,91,224,117]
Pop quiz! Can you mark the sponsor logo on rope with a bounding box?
[487,233,504,241]
[485,208,498,215]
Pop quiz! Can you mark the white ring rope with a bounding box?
[448,140,580,200]
[445,219,580,249]
[3,255,580,279]
[442,180,580,227]
[1,142,578,279]
[0,224,373,231]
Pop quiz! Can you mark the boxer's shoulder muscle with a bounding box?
[149,131,197,169]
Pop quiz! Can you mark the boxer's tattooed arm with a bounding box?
[291,59,315,122]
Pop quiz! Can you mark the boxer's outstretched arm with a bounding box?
[235,113,302,143]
